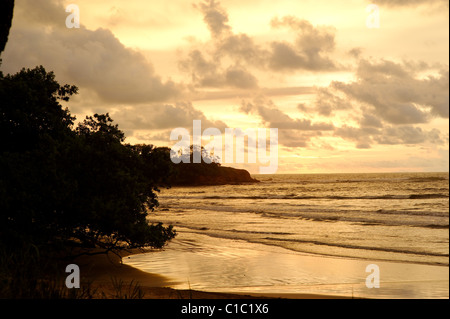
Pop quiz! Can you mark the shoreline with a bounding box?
[76,245,449,299]
[73,249,353,299]
[121,231,450,299]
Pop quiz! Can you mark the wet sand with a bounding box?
[74,250,350,299]
[73,234,449,299]
[121,232,449,299]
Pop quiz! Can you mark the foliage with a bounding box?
[0,66,176,256]
[168,145,258,186]
[0,0,15,54]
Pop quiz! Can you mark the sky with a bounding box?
[1,0,449,174]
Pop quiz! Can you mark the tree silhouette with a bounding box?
[0,0,14,54]
[0,66,176,255]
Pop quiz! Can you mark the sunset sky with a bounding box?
[1,0,449,173]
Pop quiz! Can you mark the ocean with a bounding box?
[124,172,449,298]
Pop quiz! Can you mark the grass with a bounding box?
[0,244,146,299]
[108,277,145,299]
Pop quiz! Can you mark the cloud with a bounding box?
[334,124,445,149]
[179,49,258,89]
[111,101,227,135]
[179,1,339,90]
[13,0,66,27]
[374,126,443,145]
[216,33,268,67]
[268,16,337,71]
[360,114,384,128]
[236,85,444,150]
[331,59,449,124]
[298,87,350,117]
[348,48,364,59]
[373,0,449,7]
[239,96,334,148]
[334,126,378,149]
[110,100,233,147]
[1,0,242,149]
[1,0,182,104]
[225,66,259,89]
[134,130,175,143]
[241,96,334,131]
[190,86,315,101]
[180,0,265,89]
[194,0,231,38]
[295,57,448,149]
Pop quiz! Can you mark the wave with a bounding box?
[409,194,449,199]
[419,224,449,229]
[169,202,449,226]
[201,193,449,200]
[262,210,449,229]
[258,175,448,185]
[229,229,295,236]
[407,176,449,182]
[262,237,450,258]
[374,209,449,217]
[264,213,449,229]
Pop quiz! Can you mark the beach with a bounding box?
[123,231,449,299]
[123,172,448,299]
[74,232,448,299]
[1,0,448,305]
[73,172,448,299]
[75,248,350,299]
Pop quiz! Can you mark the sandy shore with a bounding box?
[73,250,349,299]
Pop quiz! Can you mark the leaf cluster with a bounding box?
[0,66,176,255]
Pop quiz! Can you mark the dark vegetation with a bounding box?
[0,66,177,254]
[0,3,256,297]
[0,66,178,297]
[0,66,257,298]
[0,0,14,54]
[168,145,259,186]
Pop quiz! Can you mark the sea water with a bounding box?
[124,172,449,298]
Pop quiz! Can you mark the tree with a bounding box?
[0,0,14,54]
[0,66,78,248]
[0,66,176,255]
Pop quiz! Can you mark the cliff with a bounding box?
[169,163,259,186]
